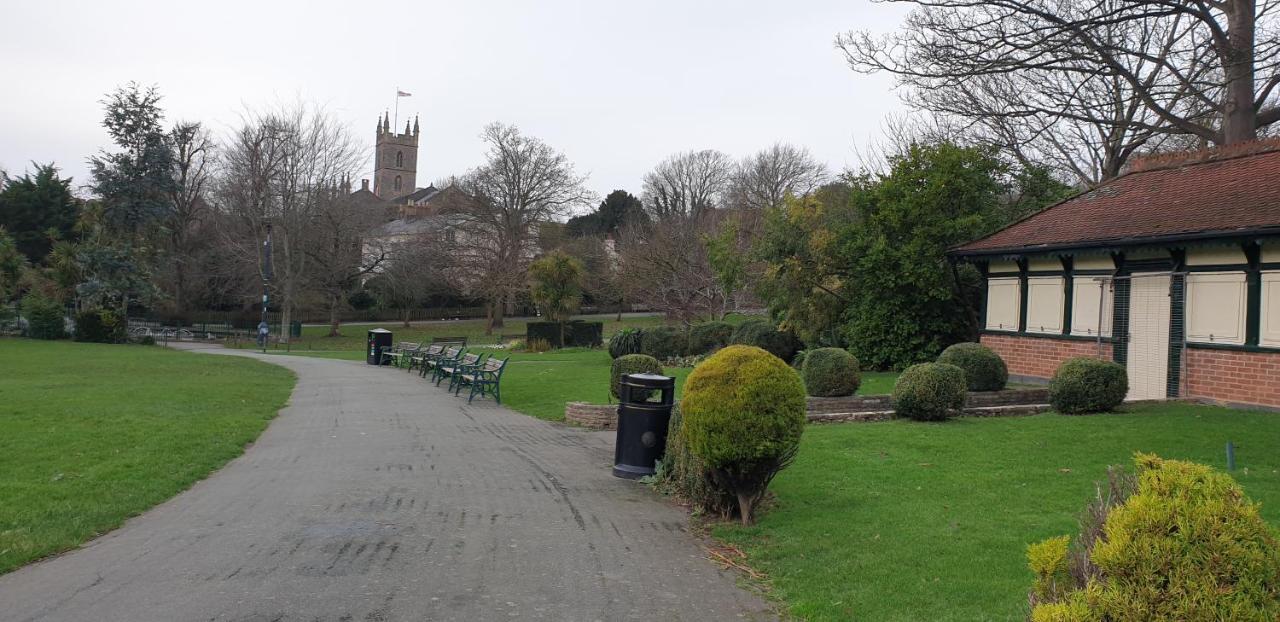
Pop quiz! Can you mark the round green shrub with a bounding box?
[892,362,967,421]
[640,326,689,360]
[23,295,66,340]
[75,308,127,343]
[729,318,803,363]
[937,342,1008,391]
[682,345,806,525]
[610,353,663,400]
[608,328,644,359]
[1028,454,1280,620]
[801,347,861,397]
[654,406,736,517]
[1049,357,1128,414]
[688,321,734,355]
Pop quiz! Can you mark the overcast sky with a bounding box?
[1,0,910,211]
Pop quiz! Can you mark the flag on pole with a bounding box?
[397,90,412,97]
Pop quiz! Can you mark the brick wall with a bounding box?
[565,402,617,430]
[981,333,1113,380]
[1185,348,1280,409]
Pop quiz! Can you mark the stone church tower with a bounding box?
[373,112,418,199]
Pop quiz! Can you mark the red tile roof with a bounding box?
[951,142,1280,256]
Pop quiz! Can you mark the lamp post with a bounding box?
[259,223,274,353]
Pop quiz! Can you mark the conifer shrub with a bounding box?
[728,318,803,363]
[680,345,806,525]
[891,362,966,421]
[1049,357,1128,414]
[607,327,644,359]
[640,326,689,360]
[23,294,66,340]
[801,347,861,397]
[688,321,734,354]
[1027,454,1280,621]
[936,342,1007,391]
[610,353,663,400]
[654,406,736,517]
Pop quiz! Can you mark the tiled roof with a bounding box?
[951,142,1280,256]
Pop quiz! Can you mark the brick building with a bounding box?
[949,141,1280,410]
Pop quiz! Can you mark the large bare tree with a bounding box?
[454,123,592,333]
[730,143,829,210]
[839,0,1280,147]
[215,104,364,342]
[162,121,215,313]
[641,149,734,221]
[305,187,387,336]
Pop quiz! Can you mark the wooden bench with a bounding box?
[458,356,509,404]
[422,345,464,379]
[407,343,444,373]
[432,336,468,346]
[380,341,422,367]
[440,352,485,390]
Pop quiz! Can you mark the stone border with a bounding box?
[566,388,1052,429]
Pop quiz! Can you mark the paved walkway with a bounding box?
[0,345,773,622]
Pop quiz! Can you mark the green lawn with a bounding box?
[712,402,1280,621]
[0,339,295,574]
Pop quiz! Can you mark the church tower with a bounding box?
[373,112,419,199]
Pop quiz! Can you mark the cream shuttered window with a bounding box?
[985,278,1020,331]
[1185,272,1248,344]
[1071,278,1112,337]
[1025,277,1064,334]
[1262,272,1280,347]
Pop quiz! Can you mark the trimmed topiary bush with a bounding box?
[610,353,663,400]
[892,362,966,421]
[654,406,737,517]
[640,326,689,360]
[681,345,806,525]
[937,342,1007,391]
[1049,357,1128,414]
[688,321,734,355]
[608,328,644,359]
[23,295,66,340]
[1027,454,1280,621]
[74,308,127,343]
[729,318,803,363]
[801,347,861,397]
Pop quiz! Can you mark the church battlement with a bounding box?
[373,111,419,199]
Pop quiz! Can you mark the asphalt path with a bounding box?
[0,344,773,622]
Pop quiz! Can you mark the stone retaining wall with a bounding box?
[566,388,1051,429]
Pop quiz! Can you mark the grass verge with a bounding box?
[711,402,1280,621]
[0,339,294,574]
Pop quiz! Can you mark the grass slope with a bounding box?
[0,339,294,574]
[713,402,1280,621]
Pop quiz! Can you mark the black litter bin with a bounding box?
[613,372,676,480]
[367,328,392,365]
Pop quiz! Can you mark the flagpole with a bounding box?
[394,86,399,130]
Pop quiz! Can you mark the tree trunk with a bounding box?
[737,492,755,526]
[327,294,341,337]
[1223,0,1258,145]
[490,300,505,330]
[279,286,292,345]
[401,307,411,328]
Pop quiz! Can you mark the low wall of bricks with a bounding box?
[565,402,619,430]
[1185,347,1280,410]
[981,333,1113,380]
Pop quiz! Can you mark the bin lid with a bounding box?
[368,328,391,334]
[622,373,675,389]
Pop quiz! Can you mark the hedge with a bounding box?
[801,347,861,397]
[892,362,966,421]
[688,321,734,355]
[1049,357,1128,414]
[728,318,802,363]
[640,326,689,360]
[937,342,1008,391]
[526,320,603,348]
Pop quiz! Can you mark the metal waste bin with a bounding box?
[290,320,302,338]
[613,373,676,480]
[367,328,392,365]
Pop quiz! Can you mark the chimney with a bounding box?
[361,179,369,191]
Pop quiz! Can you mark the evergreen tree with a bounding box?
[0,164,78,262]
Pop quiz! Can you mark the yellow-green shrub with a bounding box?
[1027,454,1280,621]
[681,345,806,524]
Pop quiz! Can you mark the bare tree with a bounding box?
[839,0,1280,147]
[161,121,216,314]
[215,103,364,342]
[618,216,727,323]
[454,123,592,333]
[641,149,734,221]
[305,187,387,336]
[731,143,830,210]
[368,238,453,327]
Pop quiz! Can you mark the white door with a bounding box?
[1125,274,1171,400]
